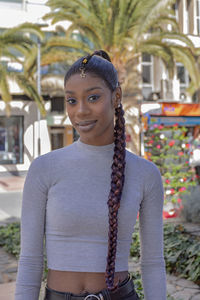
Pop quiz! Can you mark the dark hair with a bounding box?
[64,50,118,91]
[64,50,126,291]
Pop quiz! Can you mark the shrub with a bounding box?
[130,223,200,284]
[0,222,20,258]
[181,185,200,223]
[164,224,200,284]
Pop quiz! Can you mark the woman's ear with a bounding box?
[112,86,122,109]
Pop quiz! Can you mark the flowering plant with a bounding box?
[144,123,197,218]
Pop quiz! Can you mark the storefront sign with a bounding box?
[149,116,200,126]
[162,103,200,116]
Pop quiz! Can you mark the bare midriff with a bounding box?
[47,270,129,294]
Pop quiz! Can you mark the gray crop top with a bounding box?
[15,139,166,300]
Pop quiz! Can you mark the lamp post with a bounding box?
[36,21,48,157]
[37,37,41,156]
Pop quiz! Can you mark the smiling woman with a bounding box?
[64,73,119,146]
[15,50,166,300]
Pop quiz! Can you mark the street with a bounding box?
[0,191,22,222]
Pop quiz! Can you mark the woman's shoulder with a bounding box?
[125,149,161,177]
[29,142,77,171]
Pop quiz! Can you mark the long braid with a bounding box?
[105,103,126,291]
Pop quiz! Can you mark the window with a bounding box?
[0,116,23,164]
[197,0,200,34]
[50,127,64,150]
[142,53,153,100]
[51,97,64,113]
[176,62,189,97]
[177,63,189,85]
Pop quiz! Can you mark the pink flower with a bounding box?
[169,140,175,147]
[177,198,182,204]
[153,124,158,128]
[156,144,161,149]
[149,140,154,144]
[185,161,189,164]
[165,179,170,184]
[158,125,164,130]
[178,151,184,156]
[170,188,175,194]
[179,187,186,192]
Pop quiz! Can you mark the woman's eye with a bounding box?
[88,95,100,102]
[66,98,76,105]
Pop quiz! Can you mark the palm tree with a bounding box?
[0,23,46,116]
[43,0,200,153]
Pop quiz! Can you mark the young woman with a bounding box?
[15,50,166,300]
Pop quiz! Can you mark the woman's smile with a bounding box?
[76,120,97,132]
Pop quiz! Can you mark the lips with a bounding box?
[76,120,97,132]
[77,120,97,126]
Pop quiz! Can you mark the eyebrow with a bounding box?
[65,86,103,94]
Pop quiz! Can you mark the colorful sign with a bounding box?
[149,116,200,126]
[162,103,200,116]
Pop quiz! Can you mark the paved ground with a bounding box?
[0,175,199,300]
[0,176,25,193]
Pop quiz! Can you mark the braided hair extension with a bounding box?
[106,103,126,291]
[64,50,126,291]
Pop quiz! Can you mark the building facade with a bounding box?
[0,0,74,175]
[0,0,200,174]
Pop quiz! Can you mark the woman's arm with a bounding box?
[15,156,49,300]
[139,163,166,300]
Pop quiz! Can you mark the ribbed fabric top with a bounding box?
[15,139,166,300]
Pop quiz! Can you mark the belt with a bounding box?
[44,274,139,300]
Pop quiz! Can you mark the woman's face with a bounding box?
[64,72,120,146]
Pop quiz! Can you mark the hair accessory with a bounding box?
[82,58,88,64]
[79,57,89,78]
[79,67,86,78]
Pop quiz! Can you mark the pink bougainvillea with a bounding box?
[179,187,186,192]
[178,151,184,156]
[168,140,175,146]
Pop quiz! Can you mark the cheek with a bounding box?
[99,97,114,115]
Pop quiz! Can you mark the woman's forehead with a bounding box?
[64,73,109,91]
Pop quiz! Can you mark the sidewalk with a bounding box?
[0,176,25,193]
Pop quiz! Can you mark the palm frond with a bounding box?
[12,74,46,116]
[0,65,12,103]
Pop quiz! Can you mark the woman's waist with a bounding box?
[47,269,129,294]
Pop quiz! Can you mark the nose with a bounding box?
[76,100,90,116]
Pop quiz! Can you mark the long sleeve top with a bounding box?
[15,139,166,300]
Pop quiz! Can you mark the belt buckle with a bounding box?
[84,294,103,300]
